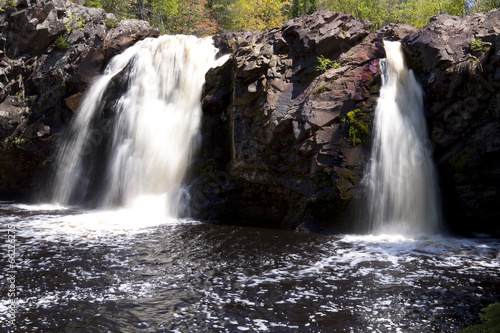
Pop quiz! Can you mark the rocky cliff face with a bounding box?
[0,0,158,198]
[0,1,498,236]
[192,10,500,235]
[191,12,417,232]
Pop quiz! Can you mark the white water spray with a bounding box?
[363,41,441,235]
[51,35,228,218]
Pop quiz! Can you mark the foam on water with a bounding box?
[0,200,198,241]
[11,203,68,211]
[1,206,499,331]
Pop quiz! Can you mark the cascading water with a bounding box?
[50,35,228,218]
[3,37,499,333]
[363,41,441,235]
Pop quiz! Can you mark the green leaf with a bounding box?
[461,303,500,333]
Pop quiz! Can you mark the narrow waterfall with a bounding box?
[363,41,441,235]
[50,35,227,217]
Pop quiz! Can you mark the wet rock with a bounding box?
[103,19,160,61]
[0,97,26,138]
[64,92,83,112]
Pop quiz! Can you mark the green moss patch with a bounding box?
[343,108,370,146]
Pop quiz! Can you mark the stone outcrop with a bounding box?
[0,0,158,198]
[405,10,500,235]
[191,12,417,232]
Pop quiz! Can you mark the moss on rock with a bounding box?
[343,109,370,146]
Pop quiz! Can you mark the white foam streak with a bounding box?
[2,201,200,241]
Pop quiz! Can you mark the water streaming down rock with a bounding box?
[50,35,228,217]
[363,41,441,235]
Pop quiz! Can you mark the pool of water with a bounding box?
[1,203,499,332]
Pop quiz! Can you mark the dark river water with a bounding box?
[1,203,499,332]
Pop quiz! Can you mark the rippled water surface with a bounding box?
[1,203,499,332]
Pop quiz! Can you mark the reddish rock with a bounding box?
[64,92,83,112]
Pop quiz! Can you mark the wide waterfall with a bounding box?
[50,35,227,217]
[363,41,441,235]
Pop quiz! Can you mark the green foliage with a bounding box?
[149,0,185,34]
[41,158,52,168]
[102,0,135,19]
[106,17,120,29]
[461,303,500,333]
[4,137,26,146]
[13,137,25,145]
[290,0,317,18]
[66,14,86,32]
[0,0,17,11]
[344,109,370,146]
[207,0,290,32]
[25,96,36,106]
[316,55,340,73]
[470,38,487,52]
[313,82,327,94]
[238,0,291,31]
[84,0,102,8]
[483,0,500,12]
[49,0,500,36]
[317,0,499,29]
[137,0,216,35]
[206,0,242,32]
[54,35,70,50]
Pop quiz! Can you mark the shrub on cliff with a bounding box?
[84,0,102,8]
[54,35,69,51]
[461,302,500,333]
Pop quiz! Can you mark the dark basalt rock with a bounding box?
[195,11,500,236]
